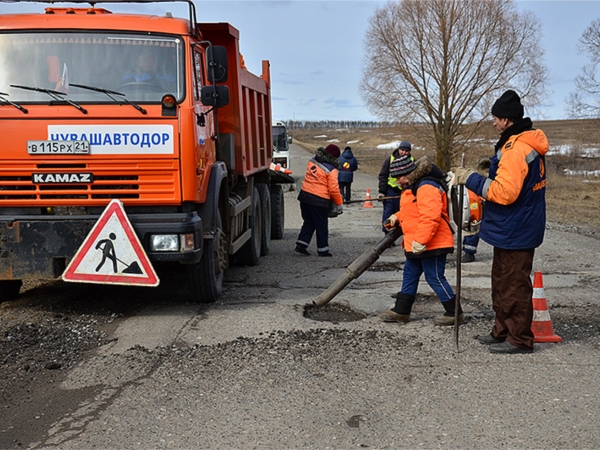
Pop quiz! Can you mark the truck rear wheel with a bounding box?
[236,187,262,266]
[257,183,271,256]
[0,280,23,303]
[186,212,225,303]
[270,184,284,240]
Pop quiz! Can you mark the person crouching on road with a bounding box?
[378,155,464,326]
[295,144,344,257]
[454,89,549,354]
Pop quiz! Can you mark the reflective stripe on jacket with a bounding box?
[465,129,549,250]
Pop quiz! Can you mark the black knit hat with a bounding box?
[324,144,341,158]
[397,140,412,152]
[491,90,524,119]
[389,155,416,178]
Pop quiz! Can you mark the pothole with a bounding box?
[369,262,403,272]
[303,303,367,322]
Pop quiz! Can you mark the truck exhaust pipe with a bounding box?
[312,226,404,307]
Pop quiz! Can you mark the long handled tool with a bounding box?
[454,154,465,351]
[312,226,403,307]
[343,195,401,204]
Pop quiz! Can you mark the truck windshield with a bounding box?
[0,32,184,103]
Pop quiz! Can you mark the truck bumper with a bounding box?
[0,212,203,280]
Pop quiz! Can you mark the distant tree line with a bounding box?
[285,120,393,130]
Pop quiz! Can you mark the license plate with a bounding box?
[27,140,90,154]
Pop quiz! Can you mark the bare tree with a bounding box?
[362,0,548,170]
[568,18,600,119]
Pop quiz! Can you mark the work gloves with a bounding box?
[453,167,474,185]
[384,214,399,229]
[378,193,385,200]
[412,241,426,254]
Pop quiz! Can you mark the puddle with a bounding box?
[303,303,367,322]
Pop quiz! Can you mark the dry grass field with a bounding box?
[291,119,600,235]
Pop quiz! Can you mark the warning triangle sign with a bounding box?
[62,199,159,287]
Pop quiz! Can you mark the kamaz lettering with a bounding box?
[32,173,93,184]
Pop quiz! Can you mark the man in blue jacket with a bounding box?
[338,146,359,203]
[454,90,549,354]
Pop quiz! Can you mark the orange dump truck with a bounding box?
[0,0,290,302]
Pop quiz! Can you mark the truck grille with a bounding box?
[0,162,178,203]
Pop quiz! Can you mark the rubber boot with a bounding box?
[378,293,415,323]
[433,296,465,326]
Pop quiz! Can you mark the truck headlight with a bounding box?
[150,234,195,252]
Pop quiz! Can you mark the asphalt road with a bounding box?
[3,142,600,449]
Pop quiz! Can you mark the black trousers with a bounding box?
[491,247,535,349]
[339,182,352,202]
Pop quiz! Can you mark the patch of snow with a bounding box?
[347,140,360,144]
[564,169,600,177]
[327,139,341,143]
[314,135,328,139]
[548,144,600,157]
[377,141,401,150]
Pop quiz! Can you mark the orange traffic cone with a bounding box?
[531,271,562,343]
[363,189,374,208]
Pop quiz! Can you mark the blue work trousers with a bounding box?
[463,233,480,254]
[296,202,330,253]
[400,254,455,304]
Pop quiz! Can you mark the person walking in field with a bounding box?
[338,146,358,203]
[454,89,549,354]
[378,140,412,235]
[295,144,344,257]
[378,155,463,326]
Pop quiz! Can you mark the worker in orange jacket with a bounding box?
[295,144,343,257]
[455,89,549,354]
[378,155,462,326]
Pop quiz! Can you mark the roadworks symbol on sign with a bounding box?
[62,199,159,287]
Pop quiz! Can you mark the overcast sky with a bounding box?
[3,0,600,122]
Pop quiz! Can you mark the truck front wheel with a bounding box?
[186,212,225,303]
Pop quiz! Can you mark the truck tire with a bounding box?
[257,183,271,256]
[237,187,262,266]
[186,211,225,303]
[270,184,284,240]
[0,280,23,303]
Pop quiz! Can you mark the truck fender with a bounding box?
[197,162,229,236]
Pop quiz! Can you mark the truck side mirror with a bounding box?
[200,85,230,107]
[288,136,293,144]
[206,46,228,83]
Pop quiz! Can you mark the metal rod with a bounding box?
[454,154,465,351]
[343,195,401,204]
